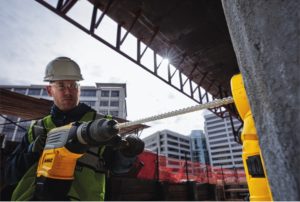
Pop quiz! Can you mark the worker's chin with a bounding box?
[59,102,77,112]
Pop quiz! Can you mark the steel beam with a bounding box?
[34,0,238,120]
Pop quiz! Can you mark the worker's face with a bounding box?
[46,80,80,112]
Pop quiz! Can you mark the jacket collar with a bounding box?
[50,103,94,126]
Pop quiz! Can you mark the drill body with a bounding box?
[35,119,120,200]
[37,119,119,180]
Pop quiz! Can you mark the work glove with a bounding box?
[120,135,145,157]
[31,125,47,153]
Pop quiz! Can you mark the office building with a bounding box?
[143,129,191,170]
[0,83,127,143]
[190,130,209,165]
[204,112,243,169]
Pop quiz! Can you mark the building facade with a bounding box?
[204,112,243,169]
[0,83,127,143]
[190,130,209,165]
[143,129,191,169]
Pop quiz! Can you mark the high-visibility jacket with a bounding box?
[12,109,108,201]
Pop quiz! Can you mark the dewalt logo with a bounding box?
[44,158,53,163]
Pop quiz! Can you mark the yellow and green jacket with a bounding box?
[4,103,135,201]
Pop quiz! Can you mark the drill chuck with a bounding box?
[76,119,119,146]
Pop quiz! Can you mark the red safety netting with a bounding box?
[136,150,246,184]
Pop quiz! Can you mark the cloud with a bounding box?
[0,0,207,139]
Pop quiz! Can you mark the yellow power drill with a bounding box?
[35,118,121,199]
[231,74,273,201]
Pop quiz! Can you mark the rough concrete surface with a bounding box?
[222,0,300,200]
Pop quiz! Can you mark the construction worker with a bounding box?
[2,57,144,201]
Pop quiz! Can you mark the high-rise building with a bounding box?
[143,129,191,170]
[204,112,243,169]
[0,83,127,143]
[190,130,209,165]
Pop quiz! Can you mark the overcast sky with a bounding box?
[0,0,210,138]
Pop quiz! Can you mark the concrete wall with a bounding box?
[221,0,300,200]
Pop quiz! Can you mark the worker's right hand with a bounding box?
[31,125,47,153]
[120,135,145,157]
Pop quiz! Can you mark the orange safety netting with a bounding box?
[136,150,246,184]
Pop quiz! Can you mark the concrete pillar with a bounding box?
[221,0,300,200]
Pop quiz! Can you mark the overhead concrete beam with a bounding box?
[222,0,300,200]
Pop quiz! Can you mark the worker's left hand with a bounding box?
[31,125,47,153]
[120,135,145,157]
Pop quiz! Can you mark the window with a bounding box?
[110,110,119,117]
[180,144,190,149]
[207,128,226,134]
[110,101,119,107]
[167,141,178,146]
[100,101,109,106]
[232,149,242,153]
[209,134,227,140]
[82,101,96,107]
[111,90,119,97]
[233,155,242,158]
[179,138,189,144]
[14,88,26,94]
[211,151,231,155]
[213,162,232,166]
[81,89,96,97]
[99,110,108,115]
[42,89,48,96]
[167,134,178,141]
[211,145,229,150]
[212,156,232,161]
[210,139,228,145]
[101,90,109,97]
[167,147,179,152]
[28,88,41,95]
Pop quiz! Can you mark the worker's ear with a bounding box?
[46,85,53,97]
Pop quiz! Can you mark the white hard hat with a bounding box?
[44,57,83,81]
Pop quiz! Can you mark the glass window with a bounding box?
[209,134,227,140]
[110,101,119,107]
[167,141,178,146]
[167,147,179,152]
[82,101,96,107]
[81,89,96,97]
[111,90,119,97]
[179,138,189,143]
[110,110,119,117]
[28,88,41,95]
[14,88,27,94]
[100,101,109,106]
[99,110,108,115]
[210,139,228,145]
[180,144,190,149]
[42,89,48,96]
[101,90,109,97]
[167,134,178,141]
[232,149,242,153]
[211,145,229,150]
